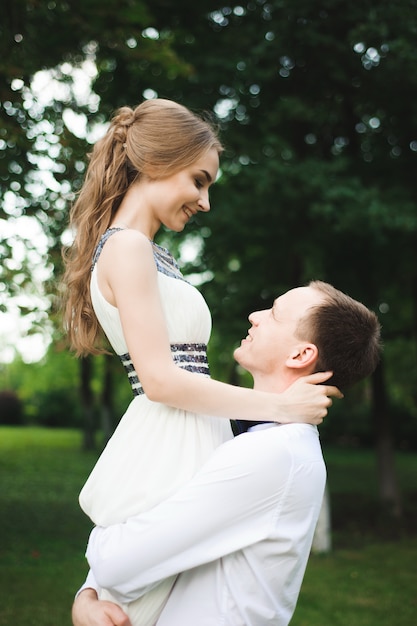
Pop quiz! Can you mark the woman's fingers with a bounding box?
[300,372,344,399]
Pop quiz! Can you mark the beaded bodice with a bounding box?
[92,228,186,281]
[120,343,209,396]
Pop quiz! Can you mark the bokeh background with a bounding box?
[1,1,416,624]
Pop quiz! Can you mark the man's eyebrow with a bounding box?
[200,169,213,183]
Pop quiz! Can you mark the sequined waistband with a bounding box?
[119,343,210,397]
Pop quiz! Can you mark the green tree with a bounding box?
[2,0,417,524]
[142,0,417,525]
[1,0,191,292]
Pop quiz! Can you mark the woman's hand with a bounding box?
[72,589,132,626]
[276,371,343,425]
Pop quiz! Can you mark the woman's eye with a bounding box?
[195,178,203,189]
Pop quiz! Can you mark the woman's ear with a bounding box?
[286,343,319,370]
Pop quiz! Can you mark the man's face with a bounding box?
[234,286,324,379]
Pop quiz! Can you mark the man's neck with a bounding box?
[252,374,295,394]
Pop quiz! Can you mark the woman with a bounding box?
[63,98,339,625]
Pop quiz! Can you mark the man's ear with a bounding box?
[286,343,318,369]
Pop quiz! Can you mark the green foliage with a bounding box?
[1,0,417,439]
[0,0,192,214]
[3,347,81,425]
[1,344,132,430]
[168,1,417,432]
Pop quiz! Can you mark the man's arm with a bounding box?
[87,429,293,603]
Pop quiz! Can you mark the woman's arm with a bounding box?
[99,230,341,424]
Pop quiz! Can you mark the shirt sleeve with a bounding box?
[86,429,293,604]
[75,569,99,598]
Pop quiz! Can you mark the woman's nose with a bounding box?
[198,191,210,212]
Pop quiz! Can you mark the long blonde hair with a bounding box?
[62,99,223,356]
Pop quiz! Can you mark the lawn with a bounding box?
[0,427,416,625]
[0,427,96,626]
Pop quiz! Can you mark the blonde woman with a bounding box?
[63,98,341,626]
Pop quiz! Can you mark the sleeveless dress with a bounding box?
[79,228,233,626]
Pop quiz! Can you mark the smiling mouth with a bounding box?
[183,207,194,219]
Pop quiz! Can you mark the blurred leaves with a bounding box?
[1,1,417,418]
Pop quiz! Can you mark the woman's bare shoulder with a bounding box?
[103,228,153,258]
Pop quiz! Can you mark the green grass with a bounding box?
[0,427,416,625]
[0,427,97,626]
[291,540,417,625]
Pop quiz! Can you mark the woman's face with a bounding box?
[142,147,220,234]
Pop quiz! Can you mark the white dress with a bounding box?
[79,228,233,625]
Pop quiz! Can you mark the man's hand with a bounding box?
[72,588,132,626]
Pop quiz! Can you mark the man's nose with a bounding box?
[249,309,268,325]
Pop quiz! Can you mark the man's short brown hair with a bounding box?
[296,281,382,390]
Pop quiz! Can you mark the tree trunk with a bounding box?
[371,360,402,531]
[312,485,332,554]
[80,355,96,450]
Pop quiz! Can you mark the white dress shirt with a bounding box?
[85,423,326,625]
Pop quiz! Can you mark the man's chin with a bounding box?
[233,345,246,366]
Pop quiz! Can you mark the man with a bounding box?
[72,281,381,626]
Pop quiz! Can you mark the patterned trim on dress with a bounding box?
[119,353,144,396]
[171,343,210,375]
[91,228,186,283]
[119,343,210,397]
[150,240,186,281]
